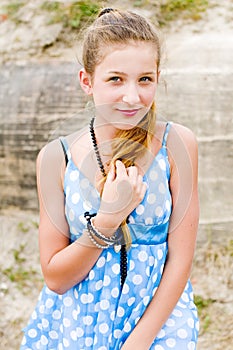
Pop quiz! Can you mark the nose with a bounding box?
[122,83,140,105]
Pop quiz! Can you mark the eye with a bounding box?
[109,76,121,82]
[139,76,153,82]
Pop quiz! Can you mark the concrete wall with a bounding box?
[0,59,232,240]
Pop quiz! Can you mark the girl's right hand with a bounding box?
[95,160,147,231]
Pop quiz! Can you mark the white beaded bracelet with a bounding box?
[90,217,118,245]
[85,229,110,249]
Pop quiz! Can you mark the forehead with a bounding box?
[96,41,158,72]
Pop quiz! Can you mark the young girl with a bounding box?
[21,8,199,350]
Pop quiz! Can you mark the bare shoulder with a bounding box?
[168,122,198,155]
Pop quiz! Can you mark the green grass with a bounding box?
[41,1,101,29]
[3,1,25,18]
[194,294,215,333]
[159,0,209,24]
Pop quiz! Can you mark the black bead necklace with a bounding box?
[89,117,127,287]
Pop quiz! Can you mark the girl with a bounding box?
[21,8,199,350]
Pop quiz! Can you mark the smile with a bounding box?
[117,109,140,117]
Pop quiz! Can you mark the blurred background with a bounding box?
[0,0,232,349]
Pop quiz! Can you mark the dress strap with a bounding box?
[59,137,69,166]
[162,122,172,148]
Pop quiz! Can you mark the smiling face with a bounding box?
[80,41,159,132]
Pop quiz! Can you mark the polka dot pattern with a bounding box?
[21,126,199,350]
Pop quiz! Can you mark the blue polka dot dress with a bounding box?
[21,123,199,350]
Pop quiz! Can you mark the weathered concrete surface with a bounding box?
[0,3,233,241]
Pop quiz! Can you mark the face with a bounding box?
[80,42,159,132]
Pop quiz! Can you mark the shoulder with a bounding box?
[168,122,198,155]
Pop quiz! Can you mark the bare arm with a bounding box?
[37,140,146,294]
[121,124,199,349]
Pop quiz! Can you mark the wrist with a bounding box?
[94,213,120,237]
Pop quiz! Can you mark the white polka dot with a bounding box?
[42,318,49,328]
[188,341,196,350]
[39,305,45,313]
[181,292,189,302]
[127,297,135,306]
[80,293,94,304]
[32,311,37,320]
[117,307,125,317]
[63,297,73,307]
[157,249,163,260]
[83,200,92,211]
[196,320,200,331]
[122,283,130,294]
[124,322,131,332]
[69,209,75,222]
[166,199,171,210]
[138,251,148,262]
[187,318,195,328]
[28,329,37,338]
[45,298,54,308]
[129,260,135,271]
[147,193,156,204]
[143,296,150,306]
[149,256,155,266]
[166,338,176,347]
[95,280,103,290]
[112,263,120,274]
[96,256,106,268]
[154,346,164,350]
[172,309,183,317]
[152,272,158,283]
[52,310,61,320]
[155,206,163,217]
[70,331,77,341]
[58,343,63,350]
[41,335,48,345]
[83,315,93,326]
[149,170,158,181]
[85,337,93,346]
[114,329,121,339]
[177,328,188,339]
[80,178,89,189]
[76,327,84,337]
[157,329,166,338]
[136,204,145,215]
[132,274,143,285]
[177,301,186,309]
[63,318,71,328]
[71,192,80,204]
[70,170,79,181]
[49,330,58,339]
[145,217,153,225]
[63,338,70,347]
[103,275,111,286]
[100,299,110,310]
[99,323,109,334]
[111,287,119,298]
[166,318,175,327]
[159,159,166,171]
[89,270,95,280]
[159,182,166,193]
[139,288,147,297]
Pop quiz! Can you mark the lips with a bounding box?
[117,109,140,117]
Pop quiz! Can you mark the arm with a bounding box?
[121,124,199,349]
[37,140,146,294]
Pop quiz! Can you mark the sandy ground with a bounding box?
[0,0,233,349]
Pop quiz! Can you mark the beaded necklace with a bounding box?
[89,117,127,287]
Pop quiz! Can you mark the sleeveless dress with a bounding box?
[21,123,199,350]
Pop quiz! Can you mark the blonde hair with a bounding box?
[81,8,161,248]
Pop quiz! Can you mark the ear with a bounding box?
[79,68,93,95]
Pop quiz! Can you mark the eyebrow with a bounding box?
[106,71,157,76]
